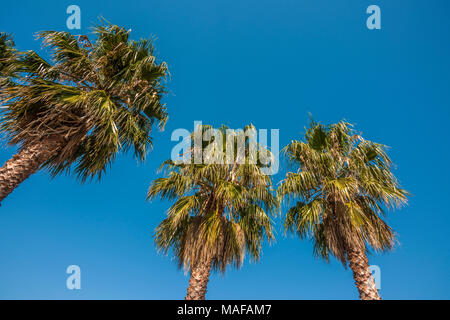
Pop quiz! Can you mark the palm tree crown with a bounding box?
[0,22,168,181]
[148,124,277,273]
[0,32,19,83]
[278,120,408,264]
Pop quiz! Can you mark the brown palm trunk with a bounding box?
[0,138,64,204]
[185,259,212,300]
[347,248,381,300]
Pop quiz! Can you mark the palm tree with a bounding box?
[0,22,168,204]
[277,119,408,300]
[148,124,277,300]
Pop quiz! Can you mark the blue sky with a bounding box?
[0,0,449,299]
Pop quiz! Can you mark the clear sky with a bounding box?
[0,0,449,299]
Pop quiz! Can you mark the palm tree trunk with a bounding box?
[185,259,212,300]
[347,248,381,300]
[0,138,64,204]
